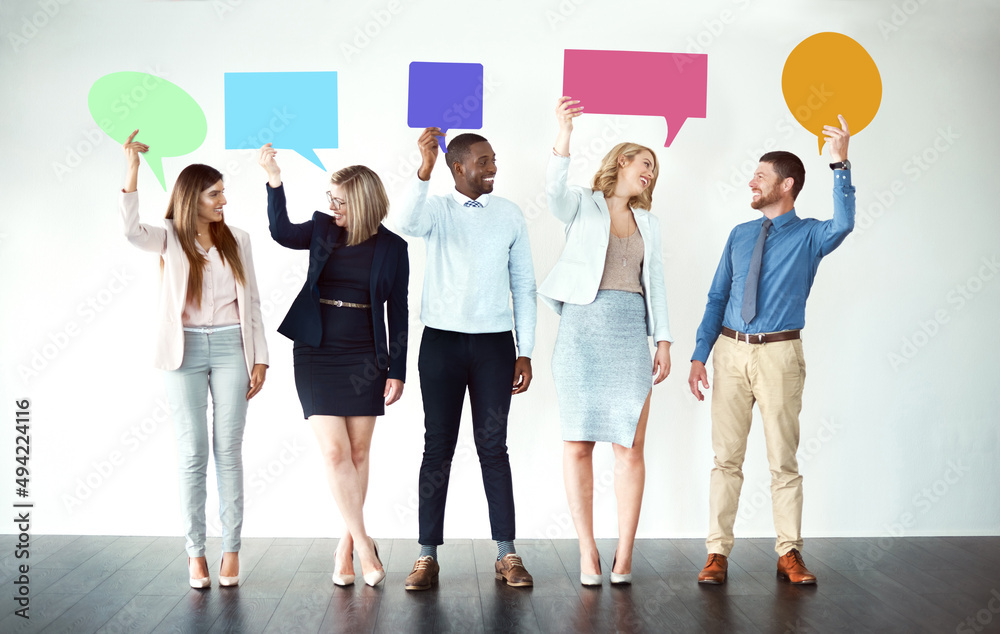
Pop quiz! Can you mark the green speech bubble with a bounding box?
[88,72,207,190]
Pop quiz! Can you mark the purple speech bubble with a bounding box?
[563,49,707,147]
[407,61,484,152]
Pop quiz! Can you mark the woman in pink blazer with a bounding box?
[119,131,269,589]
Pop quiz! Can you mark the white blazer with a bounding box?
[537,154,672,343]
[119,191,269,374]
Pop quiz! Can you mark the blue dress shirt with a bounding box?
[692,170,855,363]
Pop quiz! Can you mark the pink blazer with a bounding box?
[119,191,269,374]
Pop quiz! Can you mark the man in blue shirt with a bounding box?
[689,116,855,585]
[396,127,537,590]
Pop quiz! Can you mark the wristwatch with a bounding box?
[829,159,851,170]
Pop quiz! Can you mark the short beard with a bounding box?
[750,189,781,210]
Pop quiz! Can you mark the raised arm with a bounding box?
[258,143,312,250]
[119,130,167,253]
[546,97,585,224]
[395,128,443,237]
[813,115,856,255]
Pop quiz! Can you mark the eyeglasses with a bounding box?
[326,191,347,210]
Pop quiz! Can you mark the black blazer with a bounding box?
[266,184,409,382]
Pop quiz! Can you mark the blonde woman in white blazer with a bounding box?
[119,131,268,589]
[538,98,673,587]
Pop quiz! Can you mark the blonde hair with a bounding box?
[331,165,389,246]
[164,164,246,308]
[591,142,659,210]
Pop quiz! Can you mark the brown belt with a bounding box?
[320,298,371,309]
[721,326,800,344]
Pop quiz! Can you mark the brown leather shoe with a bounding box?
[404,556,439,591]
[495,554,533,587]
[698,553,728,584]
[777,549,817,584]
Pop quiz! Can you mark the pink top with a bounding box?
[182,242,240,327]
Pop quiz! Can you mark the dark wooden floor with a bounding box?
[1,535,998,633]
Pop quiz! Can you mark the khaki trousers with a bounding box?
[706,334,806,557]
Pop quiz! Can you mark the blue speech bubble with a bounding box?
[224,71,338,170]
[407,62,484,152]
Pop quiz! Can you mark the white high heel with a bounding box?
[188,557,210,589]
[219,553,240,587]
[580,559,602,587]
[331,545,356,586]
[610,555,632,585]
[363,538,386,587]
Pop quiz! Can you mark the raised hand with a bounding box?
[122,129,149,193]
[556,96,583,130]
[822,114,850,163]
[257,143,282,187]
[416,127,445,181]
[553,96,583,157]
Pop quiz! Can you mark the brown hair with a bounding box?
[592,142,659,210]
[331,165,389,246]
[759,151,806,200]
[164,164,246,308]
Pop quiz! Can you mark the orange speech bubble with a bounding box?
[781,32,882,154]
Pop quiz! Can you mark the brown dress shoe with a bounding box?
[404,556,439,591]
[495,554,533,587]
[777,549,817,584]
[698,553,728,584]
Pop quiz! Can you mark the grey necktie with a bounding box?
[464,200,483,208]
[741,218,773,324]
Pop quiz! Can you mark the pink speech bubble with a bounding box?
[563,49,707,147]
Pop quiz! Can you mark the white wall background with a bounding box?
[1,0,997,545]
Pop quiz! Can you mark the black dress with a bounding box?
[293,236,386,417]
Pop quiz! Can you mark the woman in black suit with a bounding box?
[258,144,409,588]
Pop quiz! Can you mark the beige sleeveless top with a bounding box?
[598,230,644,295]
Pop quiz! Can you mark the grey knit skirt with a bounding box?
[552,290,652,447]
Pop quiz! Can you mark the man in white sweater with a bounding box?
[395,127,537,590]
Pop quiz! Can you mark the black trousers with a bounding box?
[417,327,516,545]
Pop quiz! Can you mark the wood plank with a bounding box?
[96,594,184,634]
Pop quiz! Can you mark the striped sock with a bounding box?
[419,544,437,560]
[497,540,516,560]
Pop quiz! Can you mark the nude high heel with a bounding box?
[363,538,386,587]
[219,553,240,587]
[188,557,210,589]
